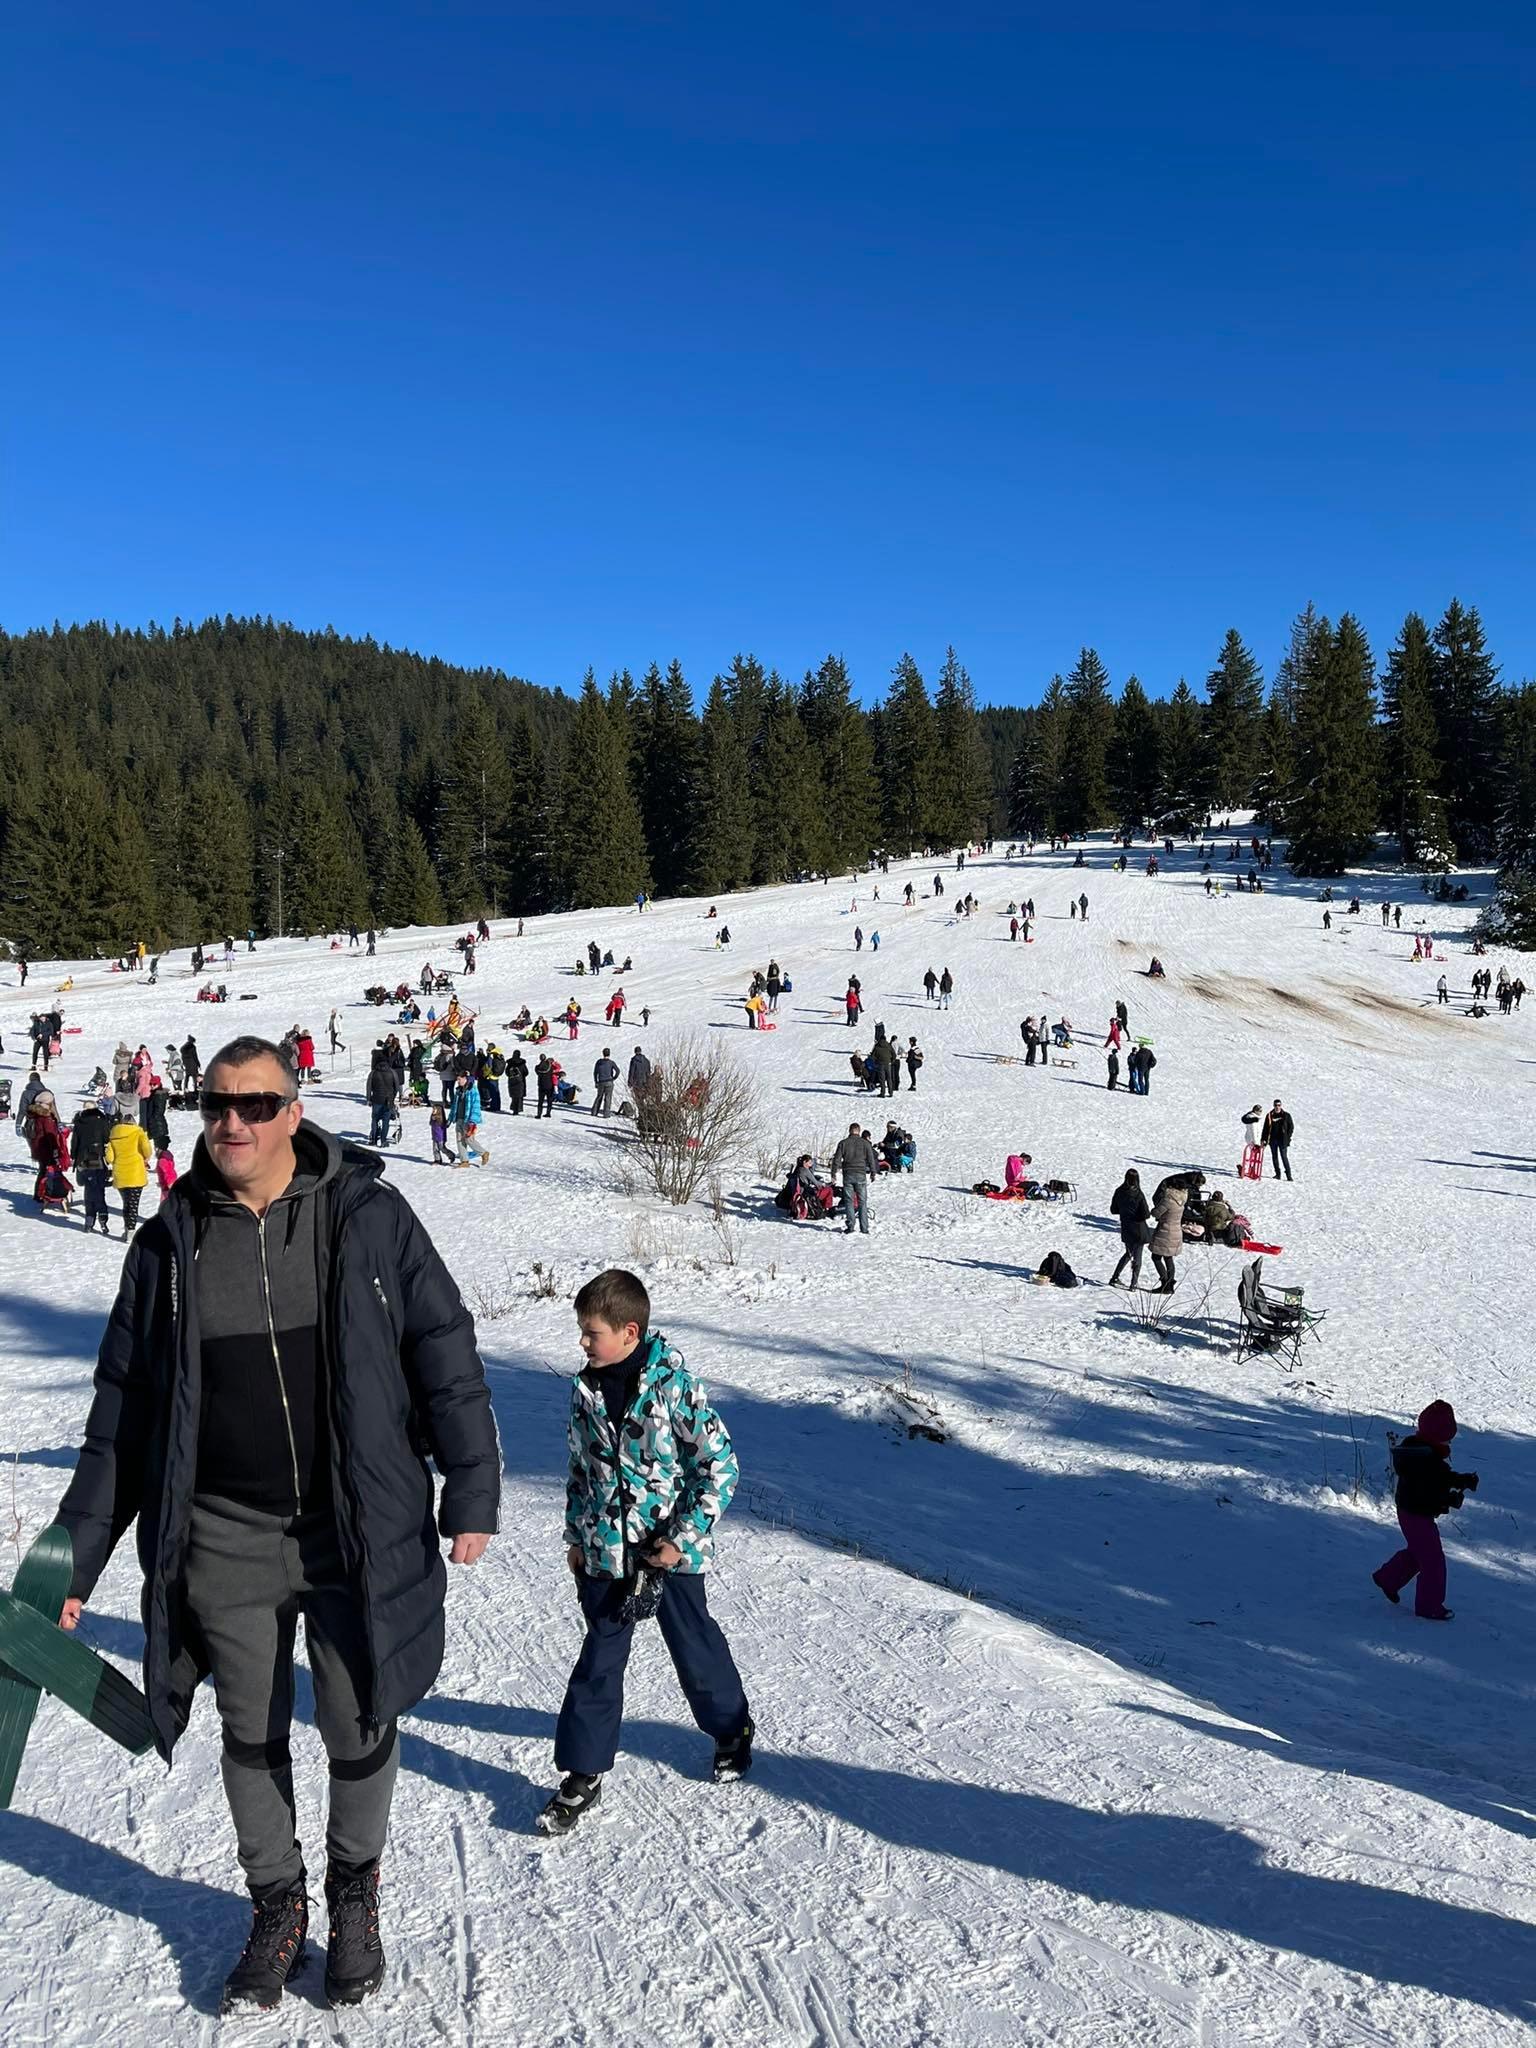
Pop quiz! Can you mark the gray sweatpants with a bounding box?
[184,1495,399,1894]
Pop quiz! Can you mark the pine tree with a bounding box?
[1288,614,1379,873]
[1272,603,1324,724]
[183,772,253,936]
[353,768,404,924]
[1155,682,1210,829]
[1430,599,1501,858]
[550,674,649,909]
[0,752,111,957]
[1380,614,1453,867]
[929,647,990,846]
[1056,648,1115,835]
[750,677,822,882]
[285,783,370,931]
[436,695,514,917]
[1107,675,1160,828]
[382,817,446,927]
[1204,629,1265,811]
[800,655,878,870]
[1252,698,1296,830]
[881,655,936,849]
[689,678,755,891]
[503,709,550,912]
[636,660,703,897]
[1493,685,1536,874]
[102,798,164,950]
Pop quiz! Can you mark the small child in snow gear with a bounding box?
[539,1269,753,1836]
[429,1102,455,1164]
[1372,1401,1479,1621]
[154,1146,178,1198]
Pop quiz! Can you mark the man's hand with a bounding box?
[643,1539,682,1570]
[449,1533,492,1566]
[59,1598,83,1632]
[566,1544,583,1577]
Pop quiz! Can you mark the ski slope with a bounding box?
[1,842,1533,2047]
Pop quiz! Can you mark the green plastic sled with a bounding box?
[0,1524,155,1809]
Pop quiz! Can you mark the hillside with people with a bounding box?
[1,831,1531,2045]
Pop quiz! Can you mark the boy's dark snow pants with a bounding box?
[555,1572,749,1777]
[1375,1511,1447,1617]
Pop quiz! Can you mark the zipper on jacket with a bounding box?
[257,1210,304,1512]
[373,1274,391,1321]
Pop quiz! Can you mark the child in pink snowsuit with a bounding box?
[154,1147,178,1197]
[1372,1401,1480,1621]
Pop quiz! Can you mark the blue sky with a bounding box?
[3,3,1531,706]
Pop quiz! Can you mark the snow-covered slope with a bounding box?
[2,845,1533,2046]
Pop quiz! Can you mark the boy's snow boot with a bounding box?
[221,1878,309,2013]
[537,1771,603,1835]
[1418,1608,1454,1623]
[712,1716,755,1783]
[1371,1571,1400,1605]
[323,1860,385,2007]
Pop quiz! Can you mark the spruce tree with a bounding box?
[750,677,823,881]
[503,709,550,912]
[436,696,514,917]
[1107,676,1160,829]
[0,752,111,957]
[1380,614,1453,867]
[286,783,370,931]
[103,798,164,950]
[881,654,935,849]
[1203,629,1265,812]
[1482,684,1536,946]
[383,817,446,928]
[183,772,253,936]
[550,674,649,909]
[1430,599,1501,857]
[1288,614,1379,873]
[636,660,703,897]
[800,655,878,870]
[1155,682,1210,829]
[929,647,990,846]
[1056,648,1114,834]
[689,678,755,891]
[1253,699,1296,831]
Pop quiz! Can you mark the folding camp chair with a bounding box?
[1234,1256,1322,1371]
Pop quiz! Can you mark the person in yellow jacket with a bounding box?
[105,1118,153,1237]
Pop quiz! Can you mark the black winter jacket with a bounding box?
[55,1126,500,1761]
[1392,1436,1476,1519]
[1110,1181,1149,1245]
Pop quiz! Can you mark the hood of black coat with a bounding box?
[186,1118,379,1208]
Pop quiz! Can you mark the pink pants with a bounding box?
[1374,1511,1447,1617]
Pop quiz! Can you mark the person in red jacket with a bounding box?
[1372,1401,1480,1620]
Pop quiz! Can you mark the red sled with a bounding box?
[1240,1238,1283,1255]
[1239,1144,1264,1181]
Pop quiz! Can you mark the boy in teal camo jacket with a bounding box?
[537,1268,754,1835]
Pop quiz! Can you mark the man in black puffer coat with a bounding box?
[55,1035,499,2017]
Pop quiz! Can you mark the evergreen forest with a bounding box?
[1,605,1533,958]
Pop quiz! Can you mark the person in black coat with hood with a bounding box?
[54,1035,499,2016]
[1109,1169,1149,1287]
[508,1047,529,1114]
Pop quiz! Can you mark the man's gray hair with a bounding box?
[207,1036,299,1093]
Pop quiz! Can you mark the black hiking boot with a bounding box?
[221,1879,308,2014]
[712,1716,755,1783]
[324,1861,385,2007]
[536,1771,603,1835]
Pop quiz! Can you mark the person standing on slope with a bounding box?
[55,1035,498,2014]
[1109,1169,1149,1287]
[830,1121,878,1236]
[539,1269,751,1835]
[1261,1099,1294,1181]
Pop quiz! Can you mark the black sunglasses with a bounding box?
[198,1091,296,1125]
